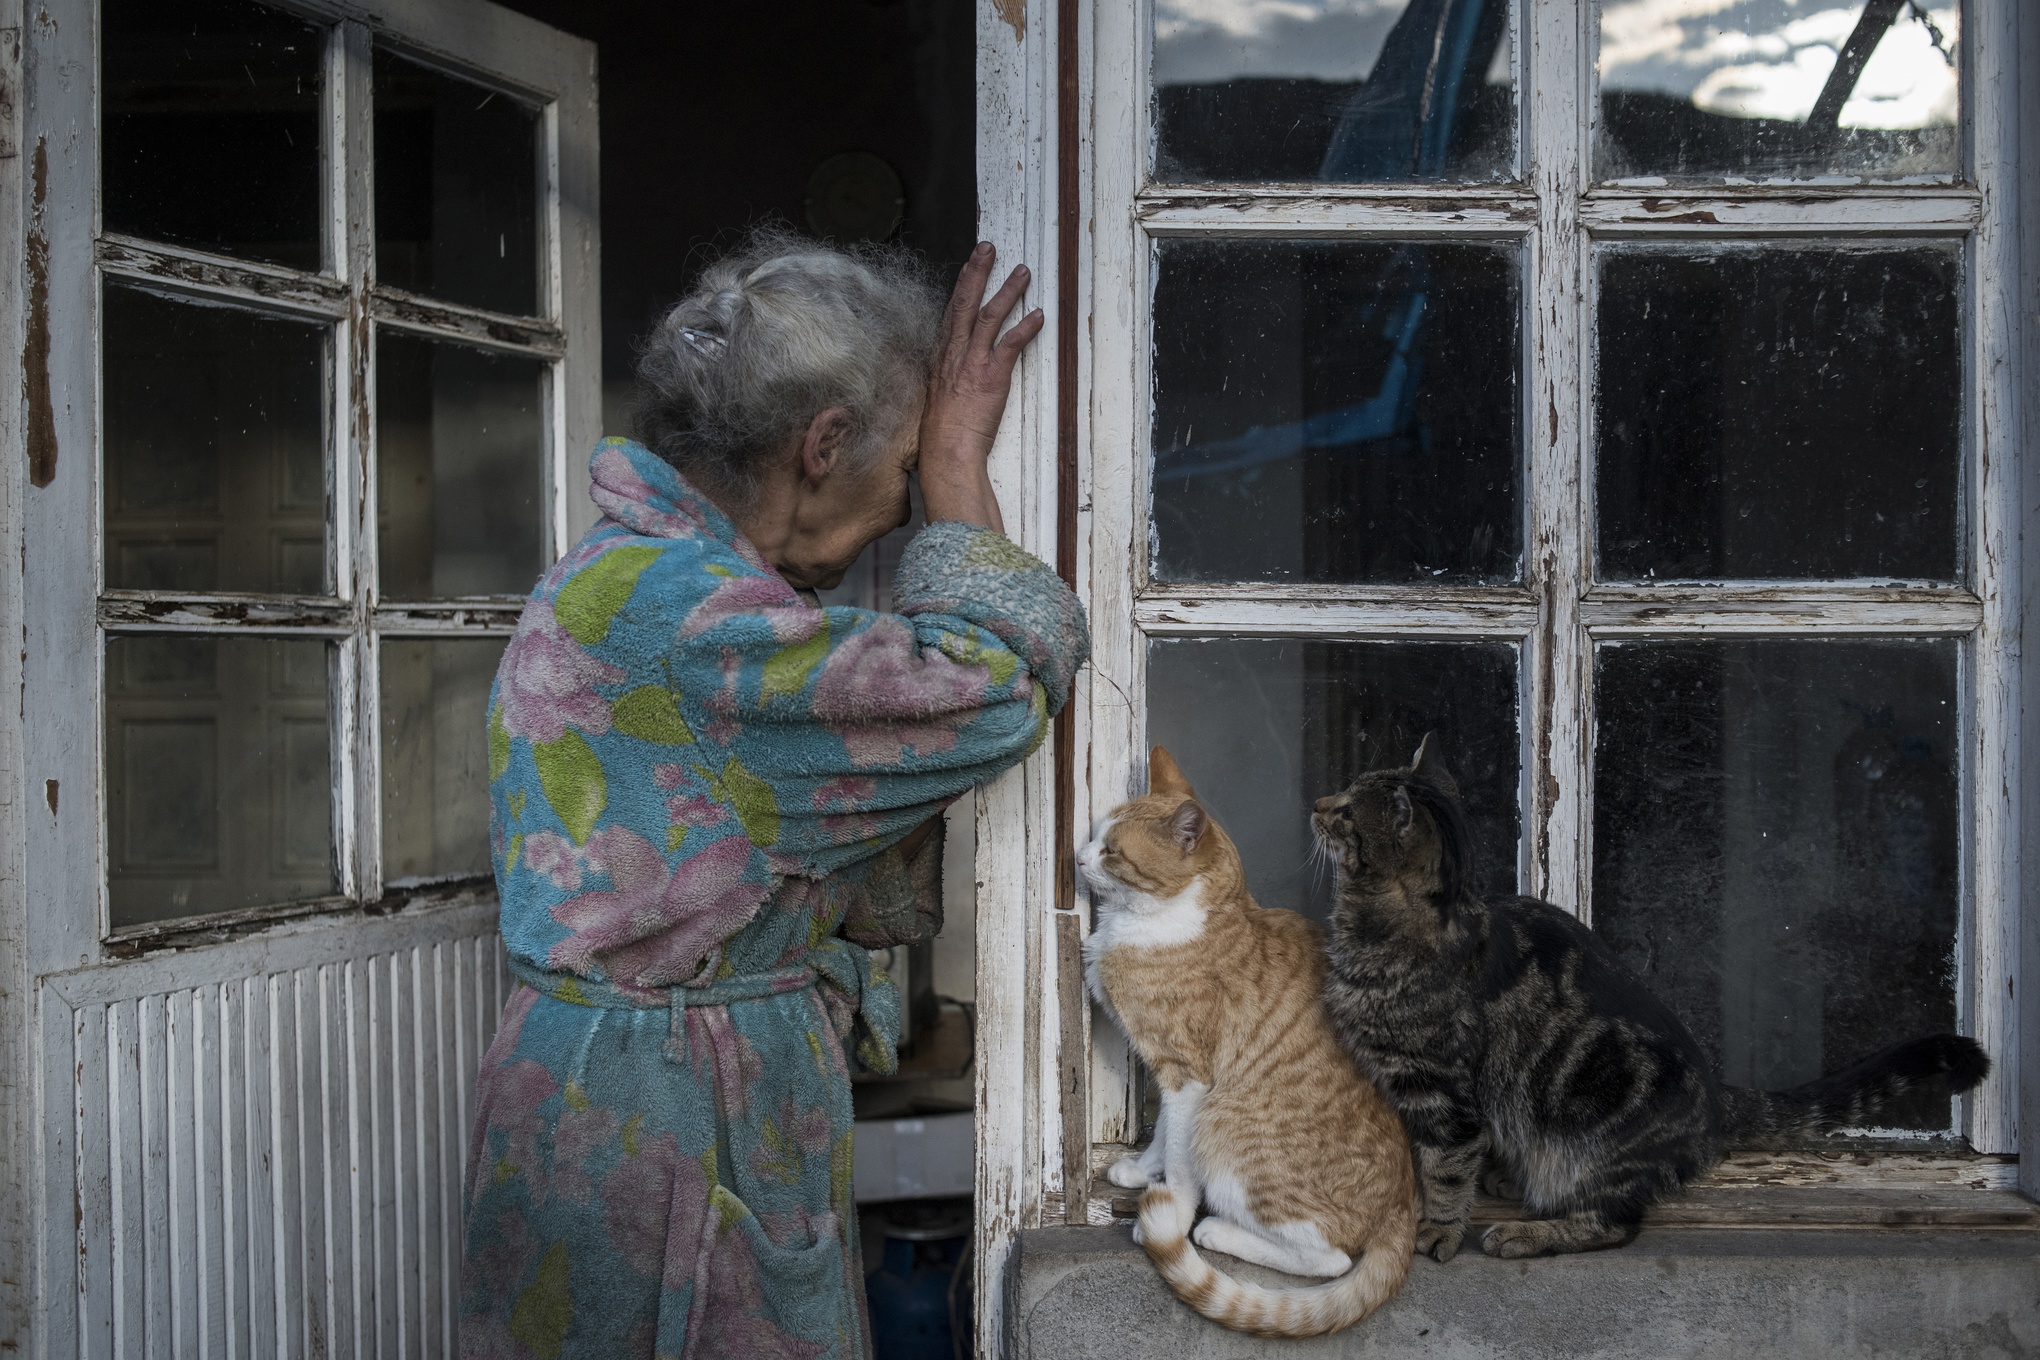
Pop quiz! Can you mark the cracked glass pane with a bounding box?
[375,46,542,316]
[1597,0,1960,182]
[1593,638,1960,1138]
[1596,244,1960,582]
[102,0,326,269]
[1146,637,1520,921]
[1154,0,1514,182]
[1151,238,1520,584]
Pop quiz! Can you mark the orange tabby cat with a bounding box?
[1078,746,1417,1338]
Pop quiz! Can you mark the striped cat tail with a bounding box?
[1721,1034,1990,1141]
[1134,1186,1414,1338]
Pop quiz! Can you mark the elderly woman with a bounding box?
[459,231,1087,1360]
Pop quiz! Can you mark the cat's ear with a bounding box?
[1148,745,1197,798]
[1410,731,1460,799]
[1169,799,1207,855]
[1391,785,1415,835]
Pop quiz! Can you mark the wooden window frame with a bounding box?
[22,0,600,958]
[970,0,2035,1342]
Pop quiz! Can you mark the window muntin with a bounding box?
[1090,0,2004,1160]
[1596,0,1961,183]
[1152,0,1516,183]
[95,0,566,938]
[1150,238,1523,585]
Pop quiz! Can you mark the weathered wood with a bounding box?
[1138,593,1538,638]
[1057,913,1090,1225]
[368,288,566,358]
[1140,195,1535,237]
[97,235,351,319]
[1969,0,2023,1159]
[1583,192,1979,236]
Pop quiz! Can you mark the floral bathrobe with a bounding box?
[461,439,1088,1360]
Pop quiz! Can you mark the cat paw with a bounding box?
[1414,1219,1466,1263]
[1480,1221,1556,1259]
[1107,1157,1154,1189]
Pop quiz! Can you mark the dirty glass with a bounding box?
[101,0,326,270]
[380,637,508,887]
[1597,0,1960,182]
[106,635,335,928]
[1597,245,1959,582]
[1152,239,1519,584]
[1153,0,1513,182]
[376,334,546,599]
[375,47,542,316]
[103,286,328,596]
[1146,638,1519,921]
[1593,639,1958,1137]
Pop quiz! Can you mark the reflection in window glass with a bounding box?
[381,637,508,886]
[374,48,541,316]
[1597,245,1959,582]
[377,334,547,599]
[1154,0,1512,182]
[103,286,328,596]
[1152,239,1520,584]
[1593,640,1959,1136]
[1597,0,1959,181]
[107,635,335,928]
[1147,638,1519,920]
[102,0,326,269]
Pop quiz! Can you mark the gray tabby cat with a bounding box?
[1316,735,1991,1261]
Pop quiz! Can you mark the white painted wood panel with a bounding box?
[42,906,508,1360]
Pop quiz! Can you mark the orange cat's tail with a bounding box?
[1134,1186,1414,1338]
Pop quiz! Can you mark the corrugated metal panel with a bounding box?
[48,912,509,1360]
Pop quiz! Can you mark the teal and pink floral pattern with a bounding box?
[462,440,1088,1358]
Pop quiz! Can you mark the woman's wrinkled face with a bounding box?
[777,392,921,591]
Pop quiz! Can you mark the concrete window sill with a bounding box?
[1016,1219,2040,1359]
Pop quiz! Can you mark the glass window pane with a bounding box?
[1146,638,1519,920]
[374,48,541,316]
[1155,0,1513,183]
[376,334,547,599]
[107,635,335,929]
[1593,639,1959,1136]
[102,0,325,269]
[1597,245,1959,582]
[380,637,508,887]
[1153,240,1520,584]
[103,286,328,596]
[1597,0,1959,182]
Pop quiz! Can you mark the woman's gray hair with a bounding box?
[633,228,945,509]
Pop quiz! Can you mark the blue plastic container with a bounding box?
[865,1203,970,1360]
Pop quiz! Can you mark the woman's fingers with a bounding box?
[943,244,996,350]
[971,264,1032,351]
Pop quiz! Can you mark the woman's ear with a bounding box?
[798,407,855,486]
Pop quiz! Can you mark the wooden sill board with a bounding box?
[1084,1177,2038,1231]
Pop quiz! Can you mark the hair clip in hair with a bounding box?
[679,326,728,358]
